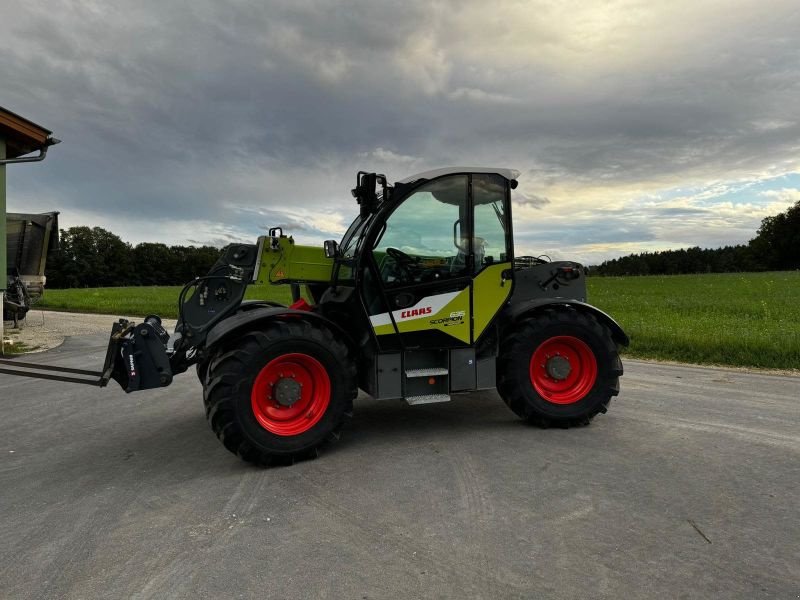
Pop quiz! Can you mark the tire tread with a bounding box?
[202,319,357,466]
[497,307,622,428]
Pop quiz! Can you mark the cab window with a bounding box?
[373,175,468,287]
[340,215,368,259]
[472,174,508,272]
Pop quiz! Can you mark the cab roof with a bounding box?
[396,167,520,185]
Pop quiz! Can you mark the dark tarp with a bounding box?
[5,212,59,277]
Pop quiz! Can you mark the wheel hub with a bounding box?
[529,336,598,404]
[250,353,331,436]
[545,355,571,380]
[273,377,302,407]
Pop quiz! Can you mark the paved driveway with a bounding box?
[1,335,798,599]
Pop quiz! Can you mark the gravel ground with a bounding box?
[2,310,178,353]
[0,335,798,599]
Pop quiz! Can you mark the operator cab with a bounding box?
[330,167,520,351]
[333,166,519,274]
[373,168,519,287]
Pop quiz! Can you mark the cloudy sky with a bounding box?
[2,0,799,264]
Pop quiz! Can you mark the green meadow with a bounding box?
[37,272,800,370]
[36,285,297,318]
[587,272,799,370]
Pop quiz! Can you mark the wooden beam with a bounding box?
[0,107,52,159]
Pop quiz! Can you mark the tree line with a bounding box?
[43,199,799,286]
[45,227,222,288]
[593,200,799,276]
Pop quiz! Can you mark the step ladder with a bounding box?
[403,350,450,405]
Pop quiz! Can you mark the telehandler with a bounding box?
[0,168,628,465]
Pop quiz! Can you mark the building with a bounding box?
[0,107,58,351]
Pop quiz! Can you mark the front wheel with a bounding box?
[203,320,357,465]
[497,308,622,427]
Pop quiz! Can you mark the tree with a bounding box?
[749,201,800,270]
[45,226,133,287]
[592,201,800,276]
[132,243,177,285]
[46,226,222,287]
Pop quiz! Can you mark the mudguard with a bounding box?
[505,298,629,347]
[204,306,353,351]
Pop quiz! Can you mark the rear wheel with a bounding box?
[203,320,357,465]
[497,308,622,427]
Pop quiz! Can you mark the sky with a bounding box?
[1,0,799,264]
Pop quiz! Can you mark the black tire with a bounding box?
[196,359,209,385]
[497,308,622,427]
[203,319,357,466]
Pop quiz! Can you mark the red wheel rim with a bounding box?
[529,336,597,404]
[250,353,331,436]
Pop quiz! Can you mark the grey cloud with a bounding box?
[515,222,657,247]
[185,236,241,247]
[0,0,798,261]
[513,192,551,209]
[653,207,712,217]
[259,221,328,236]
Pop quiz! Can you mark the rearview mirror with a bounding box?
[323,239,339,259]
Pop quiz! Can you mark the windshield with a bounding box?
[339,215,369,259]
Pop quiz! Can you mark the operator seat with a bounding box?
[450,237,486,274]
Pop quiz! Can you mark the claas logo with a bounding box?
[400,307,433,319]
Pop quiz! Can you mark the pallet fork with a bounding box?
[0,317,173,390]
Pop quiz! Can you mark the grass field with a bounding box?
[37,285,298,318]
[587,272,799,370]
[36,272,799,370]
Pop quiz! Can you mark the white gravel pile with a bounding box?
[2,311,178,353]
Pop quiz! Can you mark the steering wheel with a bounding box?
[385,247,421,283]
[386,247,418,265]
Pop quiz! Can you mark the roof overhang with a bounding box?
[0,107,53,159]
[396,166,521,184]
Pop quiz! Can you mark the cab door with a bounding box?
[366,174,473,348]
[363,172,514,348]
[470,173,514,341]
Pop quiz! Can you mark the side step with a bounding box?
[406,393,451,405]
[405,367,448,377]
[403,349,450,405]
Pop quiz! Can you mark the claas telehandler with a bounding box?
[0,168,628,465]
